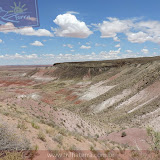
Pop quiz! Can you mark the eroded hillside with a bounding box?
[1,57,160,159]
[28,57,160,132]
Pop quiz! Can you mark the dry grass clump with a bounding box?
[17,120,28,131]
[37,131,46,142]
[0,151,24,160]
[31,121,40,129]
[146,127,160,151]
[0,121,30,150]
[53,134,63,145]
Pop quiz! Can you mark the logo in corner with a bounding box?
[0,0,39,30]
[9,2,28,14]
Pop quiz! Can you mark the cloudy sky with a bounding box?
[0,0,160,65]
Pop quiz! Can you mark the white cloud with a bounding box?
[0,53,38,60]
[26,54,38,59]
[0,49,141,65]
[66,11,79,15]
[63,44,73,48]
[0,39,3,43]
[95,43,106,47]
[1,23,53,37]
[14,28,53,37]
[141,48,149,54]
[15,53,23,58]
[30,41,44,46]
[53,13,93,38]
[98,17,133,40]
[109,48,121,55]
[125,50,133,53]
[126,31,151,43]
[80,45,91,49]
[113,36,120,42]
[115,44,120,48]
[97,17,160,44]
[132,20,160,44]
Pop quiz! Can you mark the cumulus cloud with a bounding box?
[14,27,53,37]
[95,43,106,47]
[113,36,120,42]
[109,48,121,55]
[80,45,91,49]
[63,44,73,48]
[0,39,3,43]
[30,41,44,46]
[97,17,133,40]
[52,13,93,38]
[0,53,38,59]
[1,23,53,37]
[97,17,160,44]
[125,50,133,53]
[0,48,143,65]
[66,11,79,15]
[126,31,151,43]
[132,20,160,44]
[115,44,120,48]
[141,48,149,54]
[26,54,38,59]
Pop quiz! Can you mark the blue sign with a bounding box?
[0,0,39,30]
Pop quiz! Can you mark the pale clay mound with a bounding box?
[79,80,115,101]
[93,89,131,113]
[116,81,160,111]
[149,116,160,132]
[31,75,56,81]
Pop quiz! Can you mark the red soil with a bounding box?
[109,73,120,81]
[0,79,33,87]
[65,95,78,101]
[74,100,83,105]
[101,128,150,150]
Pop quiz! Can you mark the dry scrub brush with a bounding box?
[0,121,30,150]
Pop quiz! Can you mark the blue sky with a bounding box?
[0,0,160,65]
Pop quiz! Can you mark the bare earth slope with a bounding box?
[29,56,160,132]
[1,57,160,159]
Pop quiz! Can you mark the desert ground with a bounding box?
[1,57,160,159]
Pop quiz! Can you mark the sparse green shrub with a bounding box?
[69,145,77,152]
[95,134,99,139]
[58,128,67,136]
[3,112,9,116]
[38,131,46,142]
[17,120,27,131]
[31,121,40,129]
[121,132,127,137]
[53,134,63,145]
[46,121,56,128]
[146,127,160,151]
[90,145,94,151]
[74,134,82,142]
[131,150,140,158]
[29,145,39,160]
[46,128,55,135]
